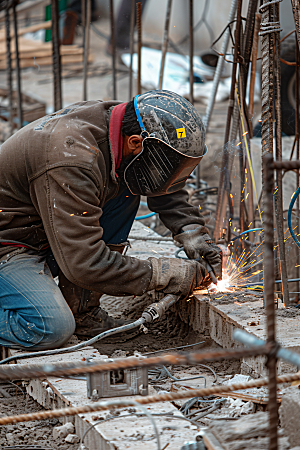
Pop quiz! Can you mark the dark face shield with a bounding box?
[123,137,207,197]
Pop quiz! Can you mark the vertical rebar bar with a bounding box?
[110,0,117,99]
[296,39,300,299]
[291,0,300,50]
[5,3,13,134]
[249,13,261,136]
[263,153,278,450]
[158,0,172,90]
[51,0,62,111]
[189,0,194,106]
[203,0,238,130]
[83,0,91,101]
[12,1,22,129]
[129,0,135,100]
[136,2,142,95]
[273,2,290,307]
[214,0,243,241]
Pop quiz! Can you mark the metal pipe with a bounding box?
[51,0,62,111]
[83,0,91,101]
[1,372,300,426]
[5,3,13,134]
[129,0,135,99]
[12,1,22,129]
[214,0,243,242]
[263,152,278,450]
[203,0,238,130]
[136,1,142,95]
[158,0,172,90]
[234,329,300,368]
[274,2,290,307]
[110,0,117,99]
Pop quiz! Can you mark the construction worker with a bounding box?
[0,90,222,351]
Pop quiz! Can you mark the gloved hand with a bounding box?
[148,257,207,299]
[174,227,222,280]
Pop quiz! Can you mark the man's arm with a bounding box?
[30,165,152,297]
[147,188,206,235]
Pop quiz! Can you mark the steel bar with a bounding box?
[110,0,117,99]
[136,2,142,95]
[291,0,300,50]
[1,372,300,426]
[214,0,243,241]
[273,160,300,170]
[249,13,261,134]
[129,0,135,99]
[189,0,194,106]
[5,2,13,134]
[12,1,22,129]
[234,329,300,368]
[263,152,278,450]
[51,0,62,111]
[158,0,172,90]
[296,38,300,299]
[0,347,270,382]
[203,0,238,130]
[83,0,91,101]
[274,2,290,307]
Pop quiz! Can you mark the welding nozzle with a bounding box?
[205,262,218,285]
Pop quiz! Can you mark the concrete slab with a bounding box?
[187,292,300,376]
[6,346,199,449]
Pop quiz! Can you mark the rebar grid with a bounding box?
[0,346,270,382]
[1,372,300,426]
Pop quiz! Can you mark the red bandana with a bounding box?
[109,103,127,173]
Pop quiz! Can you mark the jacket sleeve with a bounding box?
[147,188,206,235]
[30,165,152,296]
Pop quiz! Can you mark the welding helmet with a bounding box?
[123,90,207,197]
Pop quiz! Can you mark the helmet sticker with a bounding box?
[176,127,186,138]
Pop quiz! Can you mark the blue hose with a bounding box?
[135,212,156,220]
[288,186,300,249]
[135,201,157,220]
[231,228,263,241]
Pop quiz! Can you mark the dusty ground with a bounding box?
[0,383,74,449]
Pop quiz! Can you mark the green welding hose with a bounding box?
[288,186,300,249]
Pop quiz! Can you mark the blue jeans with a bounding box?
[0,188,140,350]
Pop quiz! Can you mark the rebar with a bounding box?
[203,0,238,130]
[83,0,91,101]
[129,0,135,99]
[136,2,142,95]
[1,372,300,426]
[110,0,117,99]
[158,0,172,90]
[249,13,261,132]
[12,1,22,129]
[273,2,290,307]
[189,0,194,106]
[214,0,243,242]
[0,347,270,382]
[291,0,300,50]
[51,0,62,111]
[296,38,300,298]
[5,2,13,134]
[263,152,278,450]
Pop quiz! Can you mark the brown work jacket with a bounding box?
[0,100,205,296]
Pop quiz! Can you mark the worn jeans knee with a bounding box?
[0,252,75,350]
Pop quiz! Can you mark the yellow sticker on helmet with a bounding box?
[176,127,186,138]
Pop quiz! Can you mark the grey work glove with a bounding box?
[174,227,222,280]
[148,257,207,300]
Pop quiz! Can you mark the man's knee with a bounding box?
[35,307,76,350]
